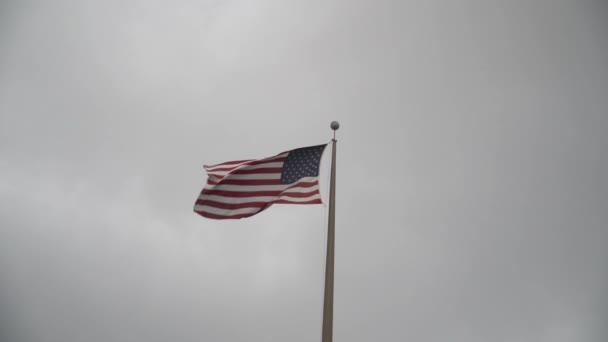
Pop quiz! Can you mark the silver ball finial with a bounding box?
[330,121,340,130]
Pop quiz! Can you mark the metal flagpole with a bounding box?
[322,121,339,342]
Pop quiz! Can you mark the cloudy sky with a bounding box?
[1,1,608,341]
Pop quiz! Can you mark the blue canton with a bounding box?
[280,145,326,184]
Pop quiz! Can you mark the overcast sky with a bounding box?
[1,1,608,341]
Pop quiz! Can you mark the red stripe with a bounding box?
[215,180,318,189]
[208,168,282,177]
[278,189,321,198]
[194,210,258,220]
[274,199,322,205]
[208,179,283,186]
[206,159,254,168]
[201,181,318,196]
[206,174,225,180]
[200,189,319,198]
[194,197,321,220]
[195,200,271,210]
[230,167,282,175]
[206,156,286,171]
[201,189,279,198]
[194,198,320,219]
[248,156,286,166]
[206,166,248,172]
[196,192,321,209]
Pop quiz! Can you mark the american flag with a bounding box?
[194,144,327,219]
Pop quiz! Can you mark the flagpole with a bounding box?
[322,121,339,342]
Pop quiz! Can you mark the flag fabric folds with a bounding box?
[194,144,327,219]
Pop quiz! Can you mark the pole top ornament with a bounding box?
[330,121,340,130]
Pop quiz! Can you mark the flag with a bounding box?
[194,144,327,219]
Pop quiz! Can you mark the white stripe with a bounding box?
[203,184,319,193]
[279,185,320,193]
[205,153,288,171]
[205,173,282,187]
[203,184,282,191]
[206,161,284,174]
[207,170,232,177]
[194,205,262,216]
[206,161,284,173]
[207,174,282,183]
[205,160,253,171]
[194,193,321,216]
[276,193,321,202]
[206,184,286,192]
[198,193,321,204]
[203,181,318,192]
[225,173,282,180]
[240,162,283,170]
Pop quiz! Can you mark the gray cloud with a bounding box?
[1,1,607,341]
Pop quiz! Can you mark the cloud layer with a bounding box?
[1,1,607,341]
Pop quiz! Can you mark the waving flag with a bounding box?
[194,144,327,219]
